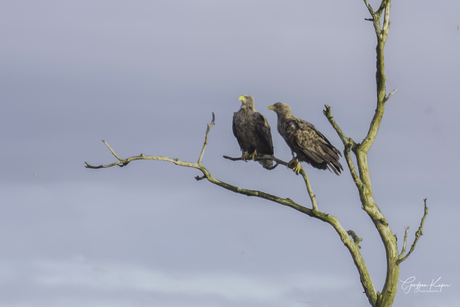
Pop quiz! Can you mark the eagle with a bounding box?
[233,95,274,169]
[268,102,343,175]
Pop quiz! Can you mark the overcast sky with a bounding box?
[1,1,459,306]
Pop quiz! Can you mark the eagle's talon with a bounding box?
[249,150,258,161]
[286,158,302,174]
[287,157,297,168]
[292,162,303,174]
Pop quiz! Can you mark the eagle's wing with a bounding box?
[253,112,274,155]
[287,117,342,174]
[232,111,245,148]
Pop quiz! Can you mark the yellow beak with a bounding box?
[268,105,275,110]
[238,95,246,102]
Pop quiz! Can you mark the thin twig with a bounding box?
[324,105,362,189]
[323,105,348,143]
[397,199,429,264]
[363,0,375,15]
[103,140,123,161]
[384,88,398,103]
[399,226,410,256]
[198,112,215,165]
[85,154,186,169]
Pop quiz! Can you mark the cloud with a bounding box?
[0,257,357,306]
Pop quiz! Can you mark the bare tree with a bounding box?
[86,0,428,306]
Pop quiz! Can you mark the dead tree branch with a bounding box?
[323,105,362,190]
[223,155,318,210]
[198,112,215,165]
[397,199,429,264]
[86,113,374,303]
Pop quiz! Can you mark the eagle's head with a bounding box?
[268,102,292,117]
[239,95,255,111]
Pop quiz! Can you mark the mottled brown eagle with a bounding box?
[268,102,343,175]
[233,95,274,169]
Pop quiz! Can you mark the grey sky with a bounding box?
[1,1,459,306]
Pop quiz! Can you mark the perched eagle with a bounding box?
[268,102,343,175]
[233,95,274,169]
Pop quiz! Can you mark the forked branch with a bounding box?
[397,199,429,264]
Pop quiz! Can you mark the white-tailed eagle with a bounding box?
[268,102,342,175]
[233,95,274,169]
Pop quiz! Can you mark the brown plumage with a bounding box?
[268,102,342,175]
[233,95,274,169]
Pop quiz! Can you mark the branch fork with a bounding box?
[397,199,429,264]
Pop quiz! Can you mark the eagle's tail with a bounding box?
[327,160,343,175]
